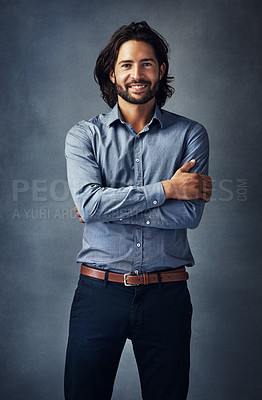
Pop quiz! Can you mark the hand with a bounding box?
[74,204,85,223]
[161,159,212,202]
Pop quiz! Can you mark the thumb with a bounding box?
[179,159,196,173]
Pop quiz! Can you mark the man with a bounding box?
[64,21,212,400]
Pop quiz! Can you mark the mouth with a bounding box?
[128,84,148,93]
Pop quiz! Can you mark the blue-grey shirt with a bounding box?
[65,103,209,273]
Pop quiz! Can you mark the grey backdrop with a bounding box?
[1,0,262,399]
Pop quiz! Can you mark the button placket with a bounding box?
[134,226,143,270]
[134,134,143,271]
[134,133,143,187]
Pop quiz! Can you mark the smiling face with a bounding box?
[110,40,166,105]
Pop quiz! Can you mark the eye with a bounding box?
[142,62,153,67]
[121,63,132,68]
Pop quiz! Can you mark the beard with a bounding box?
[114,79,160,105]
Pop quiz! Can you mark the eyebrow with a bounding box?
[118,58,156,65]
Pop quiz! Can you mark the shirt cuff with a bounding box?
[143,182,165,209]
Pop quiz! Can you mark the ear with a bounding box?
[110,70,115,84]
[159,63,166,80]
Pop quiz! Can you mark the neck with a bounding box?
[117,97,156,133]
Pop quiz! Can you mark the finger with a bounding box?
[179,159,196,173]
[74,203,85,222]
[198,178,212,190]
[201,187,212,200]
[202,179,213,192]
[201,182,212,191]
[199,181,212,193]
[198,174,212,182]
[74,205,81,217]
[200,192,211,202]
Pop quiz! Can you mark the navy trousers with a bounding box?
[64,273,193,400]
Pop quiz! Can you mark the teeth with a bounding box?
[131,85,146,89]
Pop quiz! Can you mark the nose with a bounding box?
[132,64,143,81]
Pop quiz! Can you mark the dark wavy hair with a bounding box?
[94,21,174,108]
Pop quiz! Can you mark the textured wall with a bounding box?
[1,0,262,399]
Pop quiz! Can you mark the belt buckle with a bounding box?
[124,271,139,286]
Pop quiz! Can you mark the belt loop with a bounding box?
[104,270,109,287]
[143,273,149,285]
[157,271,162,287]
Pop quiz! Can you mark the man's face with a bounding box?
[110,40,166,105]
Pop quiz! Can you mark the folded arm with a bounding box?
[65,123,165,223]
[113,124,211,229]
[68,122,212,228]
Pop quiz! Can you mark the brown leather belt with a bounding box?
[81,265,189,286]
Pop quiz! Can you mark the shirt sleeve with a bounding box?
[115,123,209,230]
[65,122,165,223]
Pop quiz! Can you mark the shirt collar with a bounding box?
[104,103,164,129]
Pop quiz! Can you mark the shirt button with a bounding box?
[136,158,140,163]
[136,242,141,248]
[153,200,158,205]
[119,219,123,221]
[146,220,151,225]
